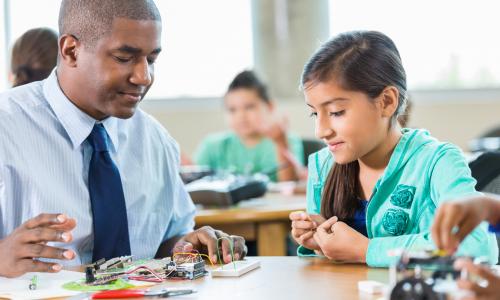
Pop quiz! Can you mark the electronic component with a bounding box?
[94,256,133,273]
[168,260,206,280]
[211,260,260,277]
[81,254,207,287]
[185,174,268,206]
[389,250,487,300]
[28,275,37,290]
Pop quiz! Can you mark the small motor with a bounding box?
[389,250,469,300]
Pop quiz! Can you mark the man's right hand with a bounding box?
[0,213,76,278]
[290,211,321,251]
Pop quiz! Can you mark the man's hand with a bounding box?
[0,213,76,278]
[173,226,246,264]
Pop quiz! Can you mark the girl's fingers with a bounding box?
[318,216,338,231]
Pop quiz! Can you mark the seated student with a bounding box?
[9,27,58,87]
[289,31,498,267]
[0,0,246,278]
[432,194,500,300]
[194,70,305,182]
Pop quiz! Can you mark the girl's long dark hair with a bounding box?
[301,31,408,220]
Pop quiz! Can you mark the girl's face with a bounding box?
[305,81,391,164]
[224,88,271,138]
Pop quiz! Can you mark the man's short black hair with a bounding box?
[58,0,161,47]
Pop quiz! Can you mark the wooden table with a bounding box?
[138,257,389,300]
[194,193,307,256]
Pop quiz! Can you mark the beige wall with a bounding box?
[142,93,500,158]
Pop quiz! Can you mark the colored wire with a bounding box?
[172,252,214,266]
[216,237,236,270]
[125,265,164,282]
[173,252,198,264]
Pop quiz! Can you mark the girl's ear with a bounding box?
[378,86,399,118]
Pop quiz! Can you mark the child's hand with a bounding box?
[259,114,288,146]
[290,211,321,251]
[454,258,500,300]
[313,216,368,263]
[431,197,490,254]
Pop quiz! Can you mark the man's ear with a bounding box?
[378,86,399,118]
[59,34,80,68]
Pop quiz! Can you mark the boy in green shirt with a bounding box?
[195,71,304,182]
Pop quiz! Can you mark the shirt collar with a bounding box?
[43,69,120,153]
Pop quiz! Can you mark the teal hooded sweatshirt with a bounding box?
[298,128,499,267]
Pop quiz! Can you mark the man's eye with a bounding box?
[114,56,132,63]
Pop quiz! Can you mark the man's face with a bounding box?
[75,18,161,120]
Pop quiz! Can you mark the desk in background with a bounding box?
[194,193,306,256]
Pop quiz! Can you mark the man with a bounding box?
[0,0,246,278]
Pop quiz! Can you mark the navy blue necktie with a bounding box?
[87,124,131,261]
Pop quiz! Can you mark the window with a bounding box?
[9,0,59,41]
[149,0,253,99]
[1,0,253,99]
[1,0,60,91]
[329,0,500,90]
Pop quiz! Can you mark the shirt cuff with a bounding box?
[297,245,318,257]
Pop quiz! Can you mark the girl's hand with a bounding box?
[289,211,321,251]
[313,216,368,263]
[454,258,500,300]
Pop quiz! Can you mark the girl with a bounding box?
[290,31,498,267]
[9,27,58,87]
[195,70,305,182]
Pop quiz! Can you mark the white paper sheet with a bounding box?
[0,270,84,300]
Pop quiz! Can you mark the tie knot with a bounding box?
[87,124,110,152]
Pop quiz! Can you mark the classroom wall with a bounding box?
[141,94,500,157]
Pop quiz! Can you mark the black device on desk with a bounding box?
[185,174,268,207]
[180,165,214,184]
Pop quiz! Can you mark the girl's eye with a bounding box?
[309,112,317,118]
[329,110,345,117]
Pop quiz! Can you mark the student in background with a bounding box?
[432,194,500,300]
[9,27,58,87]
[289,31,498,267]
[194,70,305,182]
